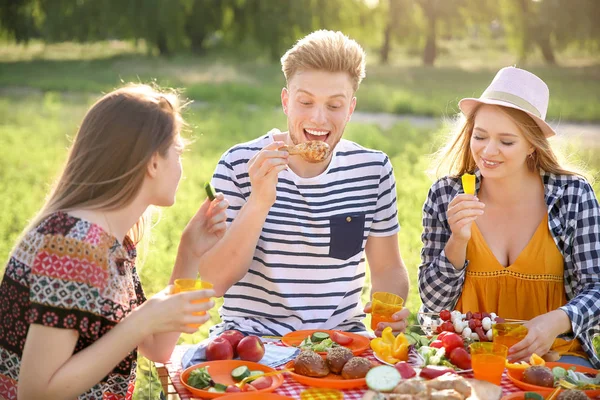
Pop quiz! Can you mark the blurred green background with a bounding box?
[1,0,599,398]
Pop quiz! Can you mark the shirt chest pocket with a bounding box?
[329,214,366,260]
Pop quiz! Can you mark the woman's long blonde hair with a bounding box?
[24,84,185,244]
[431,104,584,179]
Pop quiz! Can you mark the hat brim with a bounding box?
[458,98,556,138]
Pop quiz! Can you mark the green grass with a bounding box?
[1,40,600,122]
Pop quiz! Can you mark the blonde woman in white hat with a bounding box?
[418,66,600,368]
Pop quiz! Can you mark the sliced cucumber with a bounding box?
[204,182,217,201]
[311,332,330,343]
[249,370,264,377]
[366,366,402,392]
[231,366,251,382]
[213,383,228,392]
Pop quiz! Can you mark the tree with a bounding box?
[0,0,39,43]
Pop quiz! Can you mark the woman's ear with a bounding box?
[146,152,159,178]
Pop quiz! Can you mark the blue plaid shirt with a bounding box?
[418,169,600,368]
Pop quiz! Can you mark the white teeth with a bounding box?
[483,159,500,166]
[305,129,328,136]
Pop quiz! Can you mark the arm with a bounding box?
[140,195,230,362]
[198,142,289,296]
[366,234,409,301]
[19,310,148,399]
[418,181,469,312]
[501,180,600,363]
[19,288,214,399]
[558,180,600,355]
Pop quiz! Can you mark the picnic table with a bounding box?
[161,340,524,399]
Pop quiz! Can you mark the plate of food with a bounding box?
[362,365,502,400]
[506,362,600,397]
[372,351,473,374]
[281,329,370,355]
[180,359,284,398]
[284,348,374,389]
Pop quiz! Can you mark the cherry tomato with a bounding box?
[437,331,450,340]
[449,347,472,370]
[430,340,444,349]
[441,332,464,353]
[439,310,452,321]
[440,321,455,332]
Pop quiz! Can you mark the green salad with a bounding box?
[299,332,340,352]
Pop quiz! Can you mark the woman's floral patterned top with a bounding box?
[0,212,146,400]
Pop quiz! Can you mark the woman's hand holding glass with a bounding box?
[447,194,485,242]
[139,286,216,335]
[507,311,570,362]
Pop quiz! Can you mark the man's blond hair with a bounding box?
[281,30,366,93]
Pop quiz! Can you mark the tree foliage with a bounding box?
[0,0,598,63]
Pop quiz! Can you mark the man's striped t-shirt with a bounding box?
[209,129,399,337]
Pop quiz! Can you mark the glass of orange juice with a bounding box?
[370,292,404,330]
[493,323,528,350]
[469,342,508,385]
[172,278,213,328]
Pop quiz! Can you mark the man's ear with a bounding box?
[347,96,357,122]
[281,87,289,115]
[146,152,159,178]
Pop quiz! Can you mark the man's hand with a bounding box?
[247,141,288,210]
[364,303,410,337]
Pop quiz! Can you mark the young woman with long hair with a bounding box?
[0,84,229,399]
[419,67,600,368]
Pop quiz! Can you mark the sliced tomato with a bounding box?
[249,376,273,390]
[331,330,354,345]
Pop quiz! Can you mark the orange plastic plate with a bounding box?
[180,360,284,398]
[506,361,600,397]
[283,356,373,389]
[281,330,370,356]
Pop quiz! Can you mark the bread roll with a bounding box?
[294,350,329,377]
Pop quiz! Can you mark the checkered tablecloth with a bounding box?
[165,341,523,399]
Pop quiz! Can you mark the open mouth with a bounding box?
[303,128,330,142]
[481,158,502,168]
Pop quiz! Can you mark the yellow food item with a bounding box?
[529,353,546,366]
[461,173,476,195]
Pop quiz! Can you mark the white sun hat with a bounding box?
[458,66,556,138]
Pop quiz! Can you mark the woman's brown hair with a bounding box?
[26,84,185,243]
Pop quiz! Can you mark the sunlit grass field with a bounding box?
[1,40,600,121]
[1,41,598,397]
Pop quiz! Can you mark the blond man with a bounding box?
[200,30,410,337]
